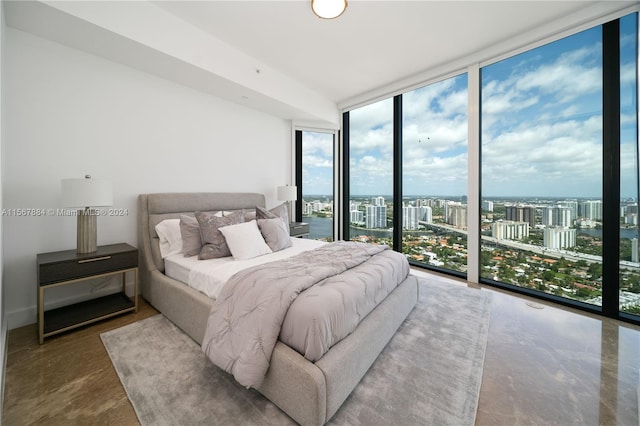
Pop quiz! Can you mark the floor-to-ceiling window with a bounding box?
[339,12,640,324]
[619,13,639,318]
[402,74,469,275]
[296,130,335,241]
[480,25,605,306]
[346,98,394,246]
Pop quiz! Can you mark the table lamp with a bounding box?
[61,175,113,253]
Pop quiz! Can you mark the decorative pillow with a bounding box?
[256,203,289,224]
[257,218,292,252]
[179,215,203,257]
[243,209,257,222]
[218,220,272,260]
[222,209,257,222]
[196,210,244,259]
[155,219,183,258]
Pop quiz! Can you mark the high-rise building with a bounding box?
[423,199,438,208]
[505,205,536,227]
[303,202,313,216]
[403,206,419,230]
[561,200,579,221]
[492,221,529,240]
[542,206,572,227]
[482,200,494,212]
[447,204,467,228]
[366,205,387,228]
[556,207,572,227]
[541,207,553,227]
[579,200,602,220]
[401,205,431,230]
[423,206,433,223]
[444,202,458,223]
[543,227,576,249]
[350,210,364,224]
[371,196,385,207]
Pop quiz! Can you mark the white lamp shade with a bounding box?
[277,185,298,202]
[61,178,113,208]
[311,0,348,19]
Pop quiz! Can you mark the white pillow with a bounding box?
[155,219,183,258]
[218,220,272,260]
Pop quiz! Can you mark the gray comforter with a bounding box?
[201,241,409,389]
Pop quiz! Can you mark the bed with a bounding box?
[138,192,419,425]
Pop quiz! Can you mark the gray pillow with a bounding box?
[257,217,292,252]
[179,214,203,257]
[243,209,257,222]
[195,210,245,260]
[256,203,289,224]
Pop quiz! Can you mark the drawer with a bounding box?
[39,250,137,285]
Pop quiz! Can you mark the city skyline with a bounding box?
[303,193,628,200]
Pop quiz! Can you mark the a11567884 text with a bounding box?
[1,208,129,217]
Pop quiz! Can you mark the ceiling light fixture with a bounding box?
[311,0,347,19]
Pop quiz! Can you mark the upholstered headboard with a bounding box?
[137,192,266,300]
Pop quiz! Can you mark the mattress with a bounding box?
[202,242,409,386]
[164,237,325,299]
[166,238,409,362]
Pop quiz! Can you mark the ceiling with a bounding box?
[153,1,610,104]
[4,1,639,126]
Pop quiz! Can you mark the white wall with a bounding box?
[2,28,293,329]
[0,0,7,415]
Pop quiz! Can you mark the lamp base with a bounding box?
[77,208,97,254]
[286,200,293,224]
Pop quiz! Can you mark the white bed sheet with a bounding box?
[164,238,325,299]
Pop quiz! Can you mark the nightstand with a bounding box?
[36,243,138,344]
[290,222,310,238]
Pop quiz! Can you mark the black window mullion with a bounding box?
[295,130,303,223]
[342,111,350,241]
[393,95,403,252]
[602,19,621,318]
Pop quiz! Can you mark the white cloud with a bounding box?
[346,29,632,198]
[303,154,332,168]
[302,132,334,158]
[482,116,603,195]
[301,131,335,194]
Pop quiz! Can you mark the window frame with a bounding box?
[294,128,339,241]
[335,13,640,326]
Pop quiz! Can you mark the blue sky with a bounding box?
[301,131,334,195]
[304,13,638,199]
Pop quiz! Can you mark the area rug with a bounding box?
[101,278,492,425]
